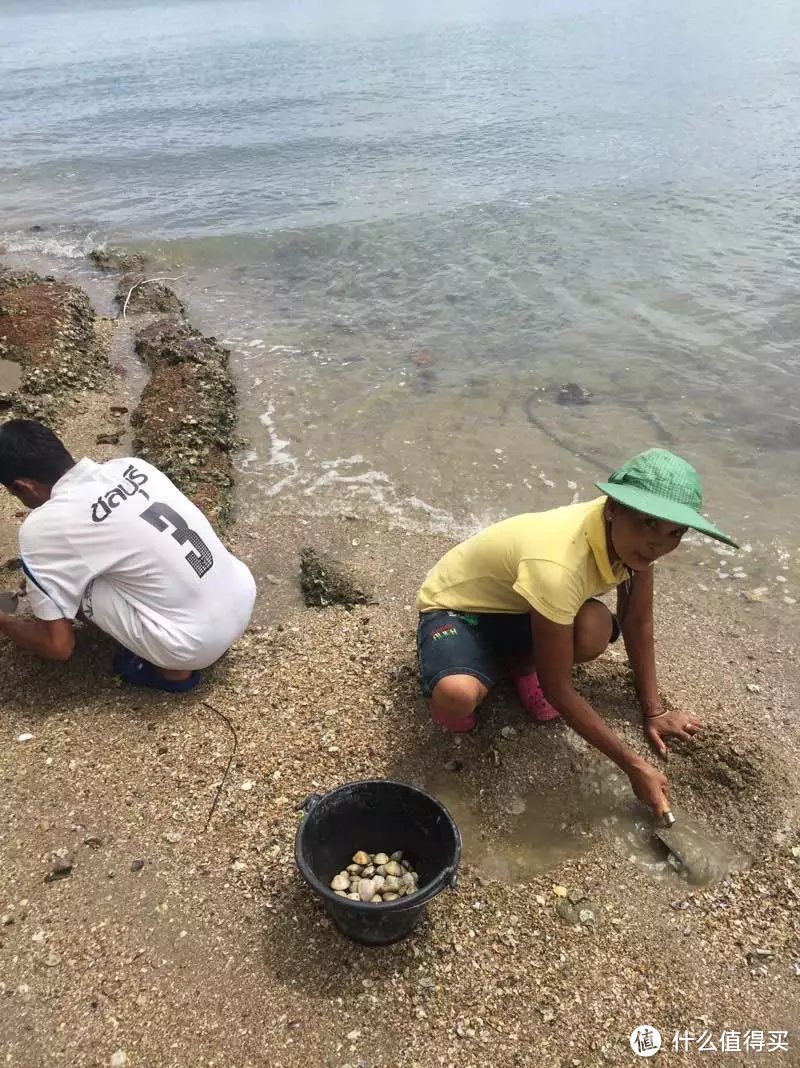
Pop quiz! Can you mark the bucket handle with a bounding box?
[436,863,459,892]
[297,793,322,814]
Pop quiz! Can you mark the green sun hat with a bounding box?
[596,448,738,548]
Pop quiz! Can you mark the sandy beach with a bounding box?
[1,263,799,1068]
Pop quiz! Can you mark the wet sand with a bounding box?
[1,265,799,1067]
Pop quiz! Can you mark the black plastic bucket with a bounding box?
[295,779,461,945]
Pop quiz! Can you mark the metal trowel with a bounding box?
[0,591,18,615]
[653,809,748,886]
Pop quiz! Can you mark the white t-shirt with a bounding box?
[19,458,256,666]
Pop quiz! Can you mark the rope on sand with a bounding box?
[121,276,182,320]
[202,700,239,833]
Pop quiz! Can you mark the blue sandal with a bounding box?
[113,649,201,694]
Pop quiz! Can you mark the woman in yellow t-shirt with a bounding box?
[416,448,737,817]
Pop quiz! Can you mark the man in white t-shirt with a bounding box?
[0,419,256,693]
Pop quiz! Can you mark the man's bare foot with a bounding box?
[157,667,192,682]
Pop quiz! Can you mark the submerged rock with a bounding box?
[557,382,592,406]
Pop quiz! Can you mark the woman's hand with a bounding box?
[627,758,670,817]
[644,705,701,756]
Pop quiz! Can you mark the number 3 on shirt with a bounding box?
[140,502,214,578]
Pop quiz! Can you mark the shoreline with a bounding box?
[0,256,798,1066]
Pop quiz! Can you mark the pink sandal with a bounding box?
[514,672,560,723]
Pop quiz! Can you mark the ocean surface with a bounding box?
[1,0,798,595]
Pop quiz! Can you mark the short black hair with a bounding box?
[0,419,75,487]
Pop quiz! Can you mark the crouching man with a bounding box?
[0,419,256,693]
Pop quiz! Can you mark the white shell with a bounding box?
[359,878,377,902]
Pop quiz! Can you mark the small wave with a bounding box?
[258,404,298,475]
[0,229,92,261]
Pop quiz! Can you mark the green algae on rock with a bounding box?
[299,546,371,608]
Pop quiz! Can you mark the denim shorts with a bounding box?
[416,605,620,697]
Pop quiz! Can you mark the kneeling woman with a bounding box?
[416,449,737,816]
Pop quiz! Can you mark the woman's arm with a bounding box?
[617,569,700,754]
[530,608,670,816]
[617,568,661,714]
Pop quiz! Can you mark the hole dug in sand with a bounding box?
[391,666,774,891]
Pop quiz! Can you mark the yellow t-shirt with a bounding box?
[417,497,629,625]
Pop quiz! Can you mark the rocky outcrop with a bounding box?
[0,268,109,421]
[131,318,237,530]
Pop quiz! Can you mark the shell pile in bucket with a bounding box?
[330,850,420,903]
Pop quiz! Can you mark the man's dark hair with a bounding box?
[0,419,75,487]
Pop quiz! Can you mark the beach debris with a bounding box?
[740,587,769,603]
[557,382,592,406]
[409,347,434,368]
[745,948,775,965]
[299,546,370,608]
[745,683,762,694]
[82,835,104,849]
[131,859,145,872]
[109,1051,129,1068]
[330,850,421,902]
[445,759,463,773]
[556,890,598,927]
[45,853,74,882]
[15,732,33,743]
[552,885,568,897]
